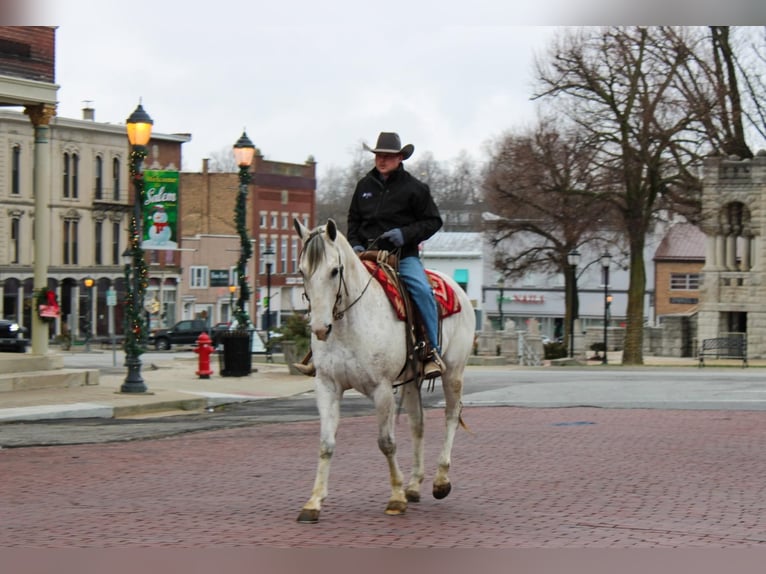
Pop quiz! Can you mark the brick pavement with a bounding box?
[2,405,766,548]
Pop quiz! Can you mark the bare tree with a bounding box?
[315,148,369,233]
[206,145,238,173]
[483,118,619,345]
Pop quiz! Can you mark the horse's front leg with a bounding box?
[433,369,464,500]
[297,380,341,524]
[373,384,407,516]
[401,382,425,503]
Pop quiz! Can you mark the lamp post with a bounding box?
[120,102,153,394]
[600,251,612,365]
[228,284,236,322]
[83,277,94,352]
[232,131,256,328]
[263,246,275,362]
[496,276,505,331]
[567,249,581,358]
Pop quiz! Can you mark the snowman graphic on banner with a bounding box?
[141,170,179,251]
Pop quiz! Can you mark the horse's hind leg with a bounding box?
[373,384,408,516]
[433,369,464,500]
[297,382,341,524]
[401,382,425,502]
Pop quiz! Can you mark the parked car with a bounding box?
[148,319,209,351]
[0,318,29,353]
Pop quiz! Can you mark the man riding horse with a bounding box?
[294,131,445,379]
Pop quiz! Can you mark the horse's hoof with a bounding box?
[297,509,320,523]
[384,500,407,515]
[433,482,452,499]
[405,489,421,503]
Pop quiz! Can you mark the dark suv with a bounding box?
[0,318,29,353]
[148,319,209,351]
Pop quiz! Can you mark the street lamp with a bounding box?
[232,131,255,327]
[263,245,275,362]
[83,277,94,352]
[496,276,505,331]
[121,102,153,394]
[567,248,581,358]
[600,251,612,365]
[228,284,237,322]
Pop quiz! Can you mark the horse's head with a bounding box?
[294,218,353,341]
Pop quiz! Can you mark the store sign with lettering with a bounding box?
[512,294,545,304]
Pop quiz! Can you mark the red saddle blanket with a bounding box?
[361,260,462,321]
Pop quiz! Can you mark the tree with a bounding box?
[206,145,238,173]
[483,118,620,345]
[533,26,766,364]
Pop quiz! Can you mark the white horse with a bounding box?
[294,218,476,523]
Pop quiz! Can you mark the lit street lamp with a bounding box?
[120,102,153,394]
[263,246,275,362]
[567,249,581,358]
[232,131,255,327]
[83,277,94,352]
[600,251,612,365]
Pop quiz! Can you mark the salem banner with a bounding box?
[142,170,179,250]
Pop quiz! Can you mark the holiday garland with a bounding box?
[233,164,253,327]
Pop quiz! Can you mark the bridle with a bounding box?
[301,230,376,322]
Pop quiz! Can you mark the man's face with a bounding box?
[374,152,402,176]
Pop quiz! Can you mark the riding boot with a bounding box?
[422,348,445,379]
[292,350,316,377]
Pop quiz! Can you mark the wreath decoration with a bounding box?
[36,287,61,321]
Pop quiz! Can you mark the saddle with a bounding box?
[359,250,461,385]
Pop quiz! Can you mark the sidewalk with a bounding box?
[0,356,315,423]
[0,350,759,424]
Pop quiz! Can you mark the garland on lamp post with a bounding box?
[123,170,149,360]
[233,163,253,327]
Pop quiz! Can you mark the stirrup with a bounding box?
[422,350,445,380]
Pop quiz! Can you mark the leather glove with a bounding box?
[381,228,405,248]
[353,245,365,254]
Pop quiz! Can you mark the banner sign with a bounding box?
[210,270,231,287]
[142,170,179,250]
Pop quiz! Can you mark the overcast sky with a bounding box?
[38,1,763,175]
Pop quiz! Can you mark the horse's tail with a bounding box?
[458,404,473,434]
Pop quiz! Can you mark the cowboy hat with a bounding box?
[363,132,414,161]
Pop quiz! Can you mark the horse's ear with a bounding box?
[294,218,309,239]
[325,219,337,241]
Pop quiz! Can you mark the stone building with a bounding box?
[697,151,766,358]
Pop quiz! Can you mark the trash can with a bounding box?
[219,330,252,377]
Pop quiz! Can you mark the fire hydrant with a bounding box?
[194,332,214,379]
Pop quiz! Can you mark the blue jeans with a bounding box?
[398,256,440,354]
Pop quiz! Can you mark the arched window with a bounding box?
[63,152,70,198]
[95,156,103,199]
[11,144,20,195]
[112,157,121,200]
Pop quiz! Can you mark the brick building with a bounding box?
[179,151,316,331]
[653,223,705,318]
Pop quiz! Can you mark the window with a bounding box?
[63,218,79,264]
[282,213,289,229]
[10,217,20,263]
[71,153,79,198]
[270,212,278,229]
[63,153,70,198]
[112,221,121,264]
[670,273,700,290]
[112,158,120,200]
[11,144,20,195]
[95,221,103,264]
[190,266,209,288]
[280,237,288,274]
[95,156,103,199]
[260,212,267,228]
[291,237,298,273]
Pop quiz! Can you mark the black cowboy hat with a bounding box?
[363,132,414,161]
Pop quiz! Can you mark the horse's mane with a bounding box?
[301,221,355,276]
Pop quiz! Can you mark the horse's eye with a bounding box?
[331,267,340,278]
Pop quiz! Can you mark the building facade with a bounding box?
[0,107,190,343]
[698,151,766,358]
[180,151,316,332]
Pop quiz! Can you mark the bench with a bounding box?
[698,336,748,368]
